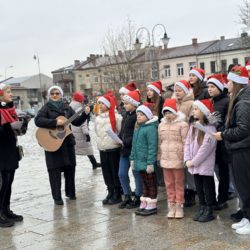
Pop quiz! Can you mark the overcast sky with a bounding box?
[0,0,243,80]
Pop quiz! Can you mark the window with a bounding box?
[200,62,205,70]
[103,76,109,83]
[232,58,238,65]
[177,63,184,76]
[221,60,227,73]
[164,65,171,78]
[151,65,158,80]
[94,76,98,83]
[78,74,82,78]
[189,62,196,70]
[245,57,250,64]
[138,70,144,80]
[210,61,216,73]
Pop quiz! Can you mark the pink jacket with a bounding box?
[176,94,194,121]
[184,125,217,176]
[158,113,189,169]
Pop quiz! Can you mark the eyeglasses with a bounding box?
[50,92,61,96]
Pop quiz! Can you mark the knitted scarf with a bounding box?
[0,105,18,125]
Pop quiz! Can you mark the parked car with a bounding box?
[24,108,35,117]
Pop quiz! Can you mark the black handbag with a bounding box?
[17,145,24,161]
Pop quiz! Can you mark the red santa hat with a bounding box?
[119,82,137,95]
[136,102,154,120]
[72,91,84,103]
[0,83,7,96]
[207,74,225,91]
[174,80,191,94]
[122,89,141,107]
[147,81,162,96]
[189,68,205,81]
[193,99,214,117]
[98,94,117,132]
[227,65,249,84]
[246,60,250,70]
[162,98,178,116]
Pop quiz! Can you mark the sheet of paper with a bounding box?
[193,122,215,136]
[106,127,123,144]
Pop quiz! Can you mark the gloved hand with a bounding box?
[86,134,91,142]
[130,161,134,170]
[10,121,23,130]
[146,165,154,174]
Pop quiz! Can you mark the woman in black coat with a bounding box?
[0,83,28,227]
[214,66,250,235]
[35,86,90,205]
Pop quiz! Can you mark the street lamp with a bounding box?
[33,54,43,105]
[134,24,170,49]
[5,65,13,79]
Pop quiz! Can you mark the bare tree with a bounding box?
[101,18,148,95]
[239,0,250,27]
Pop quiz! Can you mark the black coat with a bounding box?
[0,102,28,171]
[35,102,89,170]
[119,110,137,157]
[212,91,229,163]
[222,85,250,152]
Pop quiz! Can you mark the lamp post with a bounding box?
[134,24,170,81]
[5,65,13,79]
[33,54,43,105]
[134,24,170,50]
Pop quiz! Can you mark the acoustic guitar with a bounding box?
[36,108,84,152]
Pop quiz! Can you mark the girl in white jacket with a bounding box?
[95,94,122,205]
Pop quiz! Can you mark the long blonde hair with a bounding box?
[226,82,246,125]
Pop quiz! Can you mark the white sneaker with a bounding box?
[232,218,249,230]
[236,223,250,235]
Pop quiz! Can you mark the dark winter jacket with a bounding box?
[212,91,229,163]
[119,110,137,157]
[35,102,89,170]
[0,102,28,171]
[193,81,210,100]
[222,85,250,152]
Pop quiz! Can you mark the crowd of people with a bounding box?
[1,61,250,236]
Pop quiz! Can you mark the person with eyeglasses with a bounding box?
[35,85,90,205]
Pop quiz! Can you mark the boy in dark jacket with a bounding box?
[118,90,142,209]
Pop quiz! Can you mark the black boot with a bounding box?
[108,189,122,205]
[184,189,196,207]
[193,205,206,221]
[126,195,141,209]
[88,155,101,170]
[118,195,132,209]
[198,206,215,222]
[102,188,113,205]
[0,211,14,228]
[4,206,23,222]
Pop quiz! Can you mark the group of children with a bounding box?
[93,65,249,226]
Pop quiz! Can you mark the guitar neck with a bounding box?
[63,107,85,127]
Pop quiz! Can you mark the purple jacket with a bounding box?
[184,125,217,176]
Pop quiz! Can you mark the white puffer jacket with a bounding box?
[95,111,122,151]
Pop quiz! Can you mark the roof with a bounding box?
[2,76,32,85]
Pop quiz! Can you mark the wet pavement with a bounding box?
[2,119,250,249]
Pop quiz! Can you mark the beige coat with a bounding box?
[175,94,194,120]
[158,113,189,169]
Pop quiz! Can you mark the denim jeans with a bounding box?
[118,156,142,196]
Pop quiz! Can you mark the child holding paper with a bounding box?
[95,93,122,205]
[184,99,217,222]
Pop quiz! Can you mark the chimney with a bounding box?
[74,60,80,66]
[192,38,198,45]
[90,54,96,59]
[118,50,123,56]
[241,32,248,37]
[220,36,225,41]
